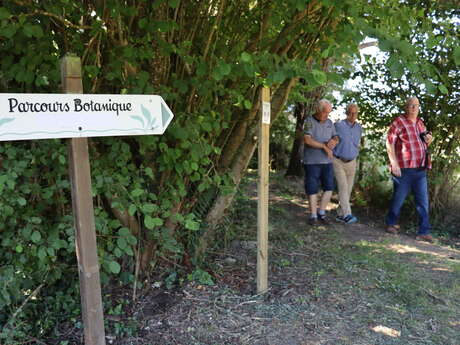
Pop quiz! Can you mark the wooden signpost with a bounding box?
[0,54,174,345]
[257,87,270,294]
[61,55,105,345]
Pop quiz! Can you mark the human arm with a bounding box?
[326,135,339,150]
[304,134,333,159]
[327,122,340,149]
[386,137,401,177]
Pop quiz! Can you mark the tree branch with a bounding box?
[12,0,92,30]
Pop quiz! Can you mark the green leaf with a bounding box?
[424,81,437,94]
[243,99,252,109]
[23,24,35,37]
[241,52,252,63]
[15,245,23,253]
[426,36,437,49]
[142,203,158,213]
[30,25,43,38]
[118,227,131,237]
[31,231,41,243]
[185,219,200,231]
[144,167,154,179]
[438,84,448,94]
[311,69,327,85]
[196,62,207,77]
[201,121,213,132]
[190,268,214,285]
[131,188,144,197]
[117,237,128,249]
[145,215,163,229]
[37,247,47,260]
[1,24,17,38]
[47,247,55,256]
[17,197,27,206]
[220,62,231,76]
[30,217,42,224]
[128,204,137,216]
[270,70,286,84]
[378,39,393,52]
[0,7,12,20]
[127,235,137,245]
[453,46,460,66]
[114,247,123,258]
[109,261,121,274]
[387,55,404,78]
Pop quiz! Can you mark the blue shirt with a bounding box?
[333,119,362,161]
[303,116,337,164]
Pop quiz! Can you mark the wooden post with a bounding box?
[257,87,270,294]
[61,54,106,345]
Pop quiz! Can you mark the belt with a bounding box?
[334,155,353,163]
[401,167,426,172]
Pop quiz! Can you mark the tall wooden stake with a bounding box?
[257,87,270,294]
[61,54,106,345]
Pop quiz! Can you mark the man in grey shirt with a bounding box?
[303,99,339,225]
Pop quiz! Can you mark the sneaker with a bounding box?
[317,214,331,225]
[416,234,434,242]
[336,215,345,222]
[308,217,318,225]
[343,215,358,224]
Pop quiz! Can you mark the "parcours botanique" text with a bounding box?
[8,98,132,116]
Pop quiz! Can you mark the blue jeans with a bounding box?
[386,168,431,235]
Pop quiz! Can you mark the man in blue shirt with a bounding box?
[333,103,362,224]
[303,99,339,225]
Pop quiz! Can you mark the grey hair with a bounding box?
[346,103,359,114]
[316,99,332,113]
[404,97,419,109]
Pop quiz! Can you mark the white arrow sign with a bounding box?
[0,93,174,141]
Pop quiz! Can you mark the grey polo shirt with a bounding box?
[303,115,337,165]
[333,119,362,161]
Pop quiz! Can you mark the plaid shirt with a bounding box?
[387,115,431,169]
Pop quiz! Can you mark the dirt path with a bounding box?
[110,176,460,345]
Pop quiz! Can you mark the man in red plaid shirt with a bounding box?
[385,97,434,242]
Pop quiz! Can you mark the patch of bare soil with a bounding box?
[70,176,460,345]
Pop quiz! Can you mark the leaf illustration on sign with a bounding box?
[0,118,15,127]
[130,115,145,128]
[141,105,157,129]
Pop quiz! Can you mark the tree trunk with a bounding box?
[285,103,307,177]
[285,86,325,177]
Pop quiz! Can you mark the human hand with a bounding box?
[323,145,333,159]
[391,165,401,177]
[326,137,338,150]
[424,133,433,145]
